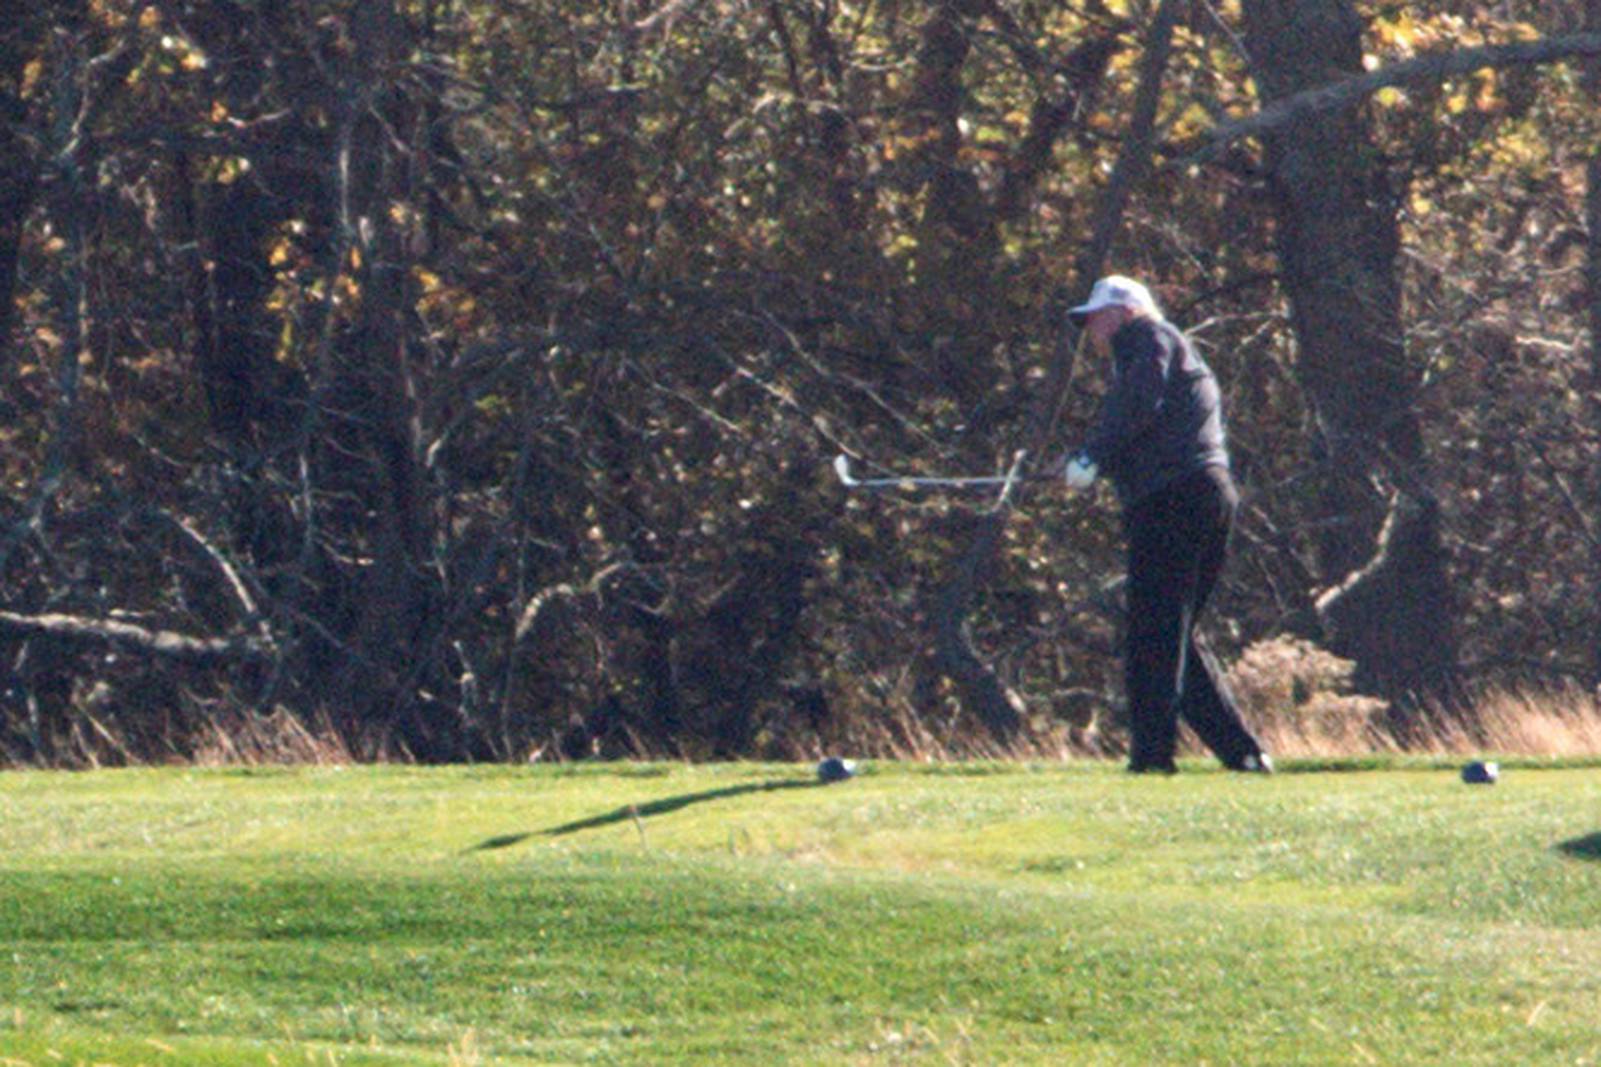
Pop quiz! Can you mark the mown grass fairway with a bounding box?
[2,761,1600,1065]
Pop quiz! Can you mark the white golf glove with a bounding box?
[1064,450,1097,490]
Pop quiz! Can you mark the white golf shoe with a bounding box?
[1238,752,1274,774]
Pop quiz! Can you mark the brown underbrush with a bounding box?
[5,646,1601,767]
[1225,637,1601,761]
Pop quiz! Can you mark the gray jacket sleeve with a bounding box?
[1082,320,1171,470]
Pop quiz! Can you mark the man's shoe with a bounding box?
[1237,752,1274,774]
[1127,759,1178,775]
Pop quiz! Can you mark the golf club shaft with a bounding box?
[833,453,1043,490]
[849,475,1013,488]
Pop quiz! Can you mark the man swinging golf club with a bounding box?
[1064,275,1272,775]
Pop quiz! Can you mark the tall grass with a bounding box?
[734,684,1601,767]
[6,650,1601,769]
[1247,685,1601,761]
[1222,637,1601,762]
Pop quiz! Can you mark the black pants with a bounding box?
[1122,466,1262,771]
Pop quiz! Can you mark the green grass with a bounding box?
[2,760,1600,1065]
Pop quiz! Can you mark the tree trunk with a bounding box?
[1240,0,1457,701]
[1586,0,1601,684]
[994,34,1118,225]
[929,0,1177,743]
[333,1,444,756]
[905,2,998,401]
[0,124,33,367]
[0,8,43,367]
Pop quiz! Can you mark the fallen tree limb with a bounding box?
[0,610,273,665]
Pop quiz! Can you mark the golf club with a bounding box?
[833,453,1033,491]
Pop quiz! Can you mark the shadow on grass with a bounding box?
[471,778,824,851]
[1557,832,1601,862]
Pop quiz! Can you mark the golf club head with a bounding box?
[833,454,858,487]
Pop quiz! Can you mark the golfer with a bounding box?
[1063,275,1272,774]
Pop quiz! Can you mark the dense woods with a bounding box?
[3,0,1601,765]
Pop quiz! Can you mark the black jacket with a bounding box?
[1082,316,1229,505]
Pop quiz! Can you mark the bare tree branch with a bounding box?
[631,0,706,36]
[1181,31,1601,166]
[157,511,278,653]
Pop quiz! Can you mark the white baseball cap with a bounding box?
[1068,275,1160,324]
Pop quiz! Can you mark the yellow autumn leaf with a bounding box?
[216,157,251,185]
[1389,12,1417,51]
[1474,70,1498,111]
[1168,102,1214,141]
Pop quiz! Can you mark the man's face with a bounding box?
[1083,305,1131,353]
